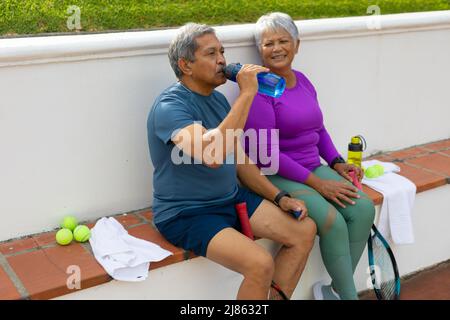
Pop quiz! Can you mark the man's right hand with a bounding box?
[236,64,270,96]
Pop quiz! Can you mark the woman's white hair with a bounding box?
[254,12,299,51]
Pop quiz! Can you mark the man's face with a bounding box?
[188,33,227,88]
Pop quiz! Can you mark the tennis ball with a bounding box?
[373,164,384,176]
[56,228,73,246]
[60,216,78,231]
[73,225,91,242]
[365,166,379,179]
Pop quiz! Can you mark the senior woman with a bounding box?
[243,12,375,300]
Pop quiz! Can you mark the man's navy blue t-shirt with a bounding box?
[147,82,238,224]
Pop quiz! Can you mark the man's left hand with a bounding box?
[278,197,308,220]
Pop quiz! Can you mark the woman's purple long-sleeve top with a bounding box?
[243,70,340,183]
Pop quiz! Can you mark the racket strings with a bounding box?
[371,235,397,299]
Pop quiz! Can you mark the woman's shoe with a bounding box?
[313,280,341,300]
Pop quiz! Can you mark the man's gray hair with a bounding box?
[168,23,216,79]
[254,12,299,51]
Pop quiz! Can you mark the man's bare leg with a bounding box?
[206,227,275,299]
[250,200,317,298]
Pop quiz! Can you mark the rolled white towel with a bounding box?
[89,217,173,281]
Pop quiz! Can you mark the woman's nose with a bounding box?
[273,42,282,52]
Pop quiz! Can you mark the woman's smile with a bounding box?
[271,54,287,61]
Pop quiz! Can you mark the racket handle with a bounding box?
[349,170,362,190]
[235,202,254,240]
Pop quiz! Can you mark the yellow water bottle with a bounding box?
[347,135,366,168]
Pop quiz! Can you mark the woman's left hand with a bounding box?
[334,163,364,182]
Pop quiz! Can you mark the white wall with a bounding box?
[1,11,449,242]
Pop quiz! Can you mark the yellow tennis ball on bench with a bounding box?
[73,225,91,242]
[365,164,384,179]
[56,228,73,246]
[60,216,78,231]
[373,164,384,176]
[364,166,379,179]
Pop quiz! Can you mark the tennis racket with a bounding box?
[235,202,291,300]
[367,224,401,300]
[348,170,401,300]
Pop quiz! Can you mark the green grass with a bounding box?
[1,0,449,36]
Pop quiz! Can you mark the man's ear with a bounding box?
[178,58,193,77]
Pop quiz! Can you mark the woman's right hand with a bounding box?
[236,64,269,96]
[315,179,360,209]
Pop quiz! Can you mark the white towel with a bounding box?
[89,217,173,281]
[362,160,416,245]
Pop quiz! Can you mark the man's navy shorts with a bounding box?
[155,186,264,257]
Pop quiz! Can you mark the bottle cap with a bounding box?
[351,136,360,144]
[348,135,365,152]
[223,63,242,82]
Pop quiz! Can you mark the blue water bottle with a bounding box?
[223,63,286,98]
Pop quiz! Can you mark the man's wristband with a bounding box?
[330,156,346,169]
[273,190,291,207]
